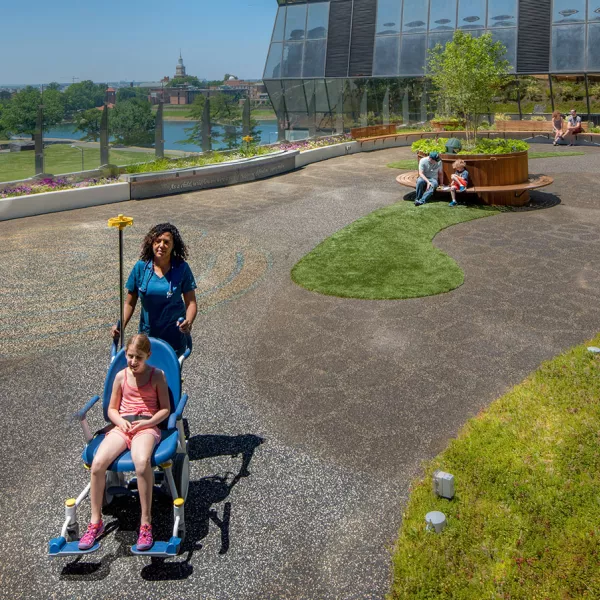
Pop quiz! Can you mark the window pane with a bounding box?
[588,24,600,69]
[551,25,585,71]
[429,0,456,30]
[428,31,454,52]
[283,80,308,112]
[402,0,429,33]
[487,0,517,27]
[303,39,326,77]
[458,0,486,29]
[264,43,283,79]
[307,2,329,39]
[282,42,304,77]
[272,7,286,42]
[399,34,427,75]
[373,35,400,75]
[553,0,586,23]
[376,0,402,34]
[590,0,600,22]
[491,28,517,70]
[285,4,307,41]
[314,79,330,112]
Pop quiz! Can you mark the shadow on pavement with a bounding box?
[59,434,264,582]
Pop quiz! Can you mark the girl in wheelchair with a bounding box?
[79,334,170,551]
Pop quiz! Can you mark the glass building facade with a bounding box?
[264,0,600,137]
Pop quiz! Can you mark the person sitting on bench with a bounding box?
[415,151,442,206]
[552,110,565,146]
[565,109,582,146]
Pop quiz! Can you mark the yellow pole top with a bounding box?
[174,498,185,507]
[107,214,134,230]
[65,498,76,507]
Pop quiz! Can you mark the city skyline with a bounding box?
[1,0,277,85]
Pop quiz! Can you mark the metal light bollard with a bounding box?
[107,214,134,350]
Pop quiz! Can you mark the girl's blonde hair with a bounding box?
[125,333,151,355]
[452,159,466,170]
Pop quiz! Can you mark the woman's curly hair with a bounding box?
[140,223,188,262]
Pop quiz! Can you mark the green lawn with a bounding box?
[291,202,499,299]
[0,145,155,182]
[390,337,600,599]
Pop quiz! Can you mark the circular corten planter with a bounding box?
[417,150,529,206]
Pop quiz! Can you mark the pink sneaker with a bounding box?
[136,523,153,551]
[78,520,104,550]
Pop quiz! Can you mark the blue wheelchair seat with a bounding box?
[82,337,183,472]
[82,429,179,471]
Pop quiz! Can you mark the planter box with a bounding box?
[0,182,131,221]
[295,142,359,168]
[431,120,464,132]
[350,124,397,139]
[417,150,530,206]
[123,150,299,200]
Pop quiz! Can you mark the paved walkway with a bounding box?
[1,145,600,599]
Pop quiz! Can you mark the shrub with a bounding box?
[494,113,510,121]
[411,137,529,155]
[530,115,547,122]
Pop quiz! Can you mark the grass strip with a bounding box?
[387,152,585,171]
[0,145,156,182]
[291,202,498,299]
[389,337,600,599]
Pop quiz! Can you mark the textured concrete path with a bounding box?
[1,145,599,599]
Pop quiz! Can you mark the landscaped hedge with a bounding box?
[411,138,530,155]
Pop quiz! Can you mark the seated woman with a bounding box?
[112,223,197,356]
[552,110,564,146]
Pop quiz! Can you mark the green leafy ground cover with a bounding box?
[0,145,155,182]
[291,202,498,299]
[387,151,585,171]
[389,337,600,599]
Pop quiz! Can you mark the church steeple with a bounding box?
[175,51,186,78]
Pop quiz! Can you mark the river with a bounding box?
[41,120,281,151]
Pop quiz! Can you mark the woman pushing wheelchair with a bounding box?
[111,223,197,357]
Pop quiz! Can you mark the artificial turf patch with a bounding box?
[291,201,498,299]
[389,337,600,599]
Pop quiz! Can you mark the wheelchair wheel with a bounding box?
[103,472,123,507]
[172,454,189,501]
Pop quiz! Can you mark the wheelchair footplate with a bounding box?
[131,536,182,557]
[48,537,100,557]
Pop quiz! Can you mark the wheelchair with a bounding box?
[48,331,192,558]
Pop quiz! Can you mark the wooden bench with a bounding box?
[350,124,397,139]
[495,120,588,134]
[396,171,554,203]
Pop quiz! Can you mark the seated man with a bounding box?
[415,151,442,206]
[565,109,582,146]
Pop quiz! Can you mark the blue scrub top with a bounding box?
[126,260,197,354]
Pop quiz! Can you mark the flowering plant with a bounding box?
[0,176,119,199]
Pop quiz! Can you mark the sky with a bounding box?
[0,0,278,85]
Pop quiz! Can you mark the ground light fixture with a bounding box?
[71,144,84,172]
[425,511,447,533]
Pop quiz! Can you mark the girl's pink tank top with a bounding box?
[120,367,159,416]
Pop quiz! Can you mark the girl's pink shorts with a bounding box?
[106,424,161,450]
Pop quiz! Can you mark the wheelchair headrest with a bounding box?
[103,337,181,422]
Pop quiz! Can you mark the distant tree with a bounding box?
[205,79,224,88]
[0,90,11,102]
[63,80,105,116]
[73,107,103,141]
[116,87,149,102]
[47,82,61,91]
[169,76,202,88]
[0,86,64,139]
[110,98,155,146]
[223,74,238,81]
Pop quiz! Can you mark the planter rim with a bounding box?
[0,181,125,200]
[417,149,528,159]
[123,149,295,179]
